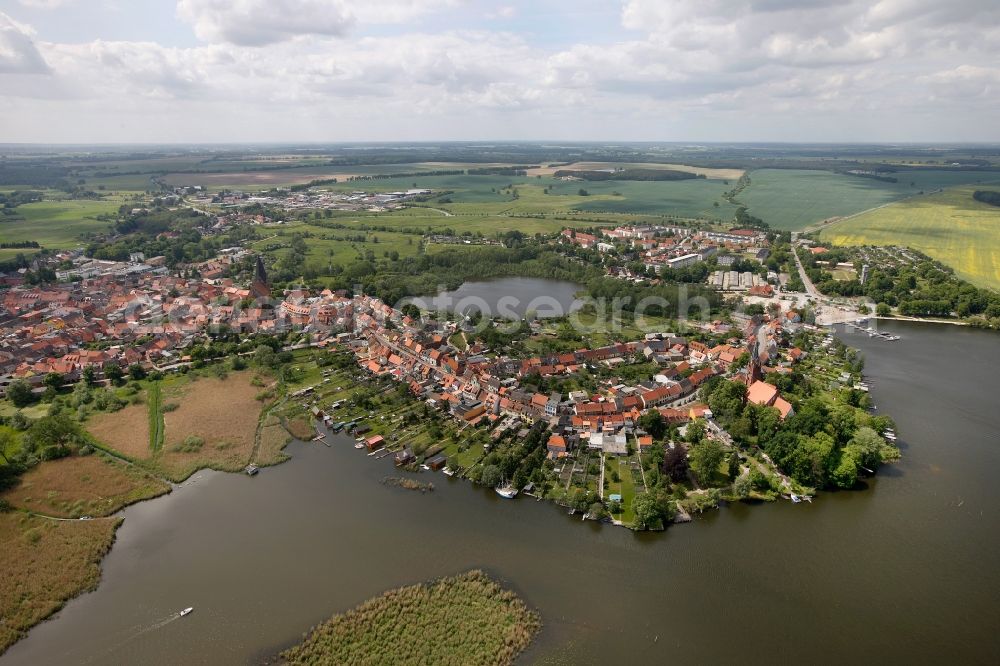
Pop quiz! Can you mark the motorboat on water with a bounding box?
[179,607,194,617]
[790,494,802,503]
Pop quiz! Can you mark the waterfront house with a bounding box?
[394,448,414,466]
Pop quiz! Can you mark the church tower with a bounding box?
[251,256,271,300]
[746,338,764,384]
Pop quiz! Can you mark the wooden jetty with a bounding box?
[844,322,901,341]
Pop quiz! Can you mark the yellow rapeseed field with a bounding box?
[822,186,1000,290]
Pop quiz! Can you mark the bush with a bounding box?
[173,435,204,453]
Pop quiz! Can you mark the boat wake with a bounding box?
[78,610,188,664]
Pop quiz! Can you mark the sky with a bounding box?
[1,0,999,143]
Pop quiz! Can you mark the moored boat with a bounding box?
[495,485,518,499]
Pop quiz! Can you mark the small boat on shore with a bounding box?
[442,468,455,477]
[244,464,258,476]
[495,485,518,499]
[179,607,194,617]
[354,442,365,449]
[790,494,802,503]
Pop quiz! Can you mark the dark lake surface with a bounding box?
[422,277,584,318]
[4,320,999,664]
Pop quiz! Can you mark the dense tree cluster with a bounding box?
[553,168,702,181]
[972,190,1000,207]
[805,248,1000,322]
[699,362,899,490]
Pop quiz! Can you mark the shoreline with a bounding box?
[874,315,971,327]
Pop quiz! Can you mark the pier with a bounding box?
[844,321,901,341]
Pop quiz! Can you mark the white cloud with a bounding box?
[17,0,76,8]
[176,0,355,46]
[486,6,516,20]
[176,0,460,46]
[0,12,49,74]
[1,1,999,141]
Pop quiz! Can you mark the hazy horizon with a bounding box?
[2,1,999,143]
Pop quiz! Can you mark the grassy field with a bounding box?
[0,454,169,518]
[87,371,273,482]
[0,512,121,655]
[256,414,292,466]
[280,570,540,666]
[252,224,424,270]
[156,372,270,481]
[741,169,1000,230]
[0,199,118,247]
[87,401,150,460]
[821,186,1000,290]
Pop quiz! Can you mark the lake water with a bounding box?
[417,277,584,318]
[4,320,999,664]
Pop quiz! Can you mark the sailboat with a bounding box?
[495,479,518,499]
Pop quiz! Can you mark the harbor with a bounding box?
[844,320,902,341]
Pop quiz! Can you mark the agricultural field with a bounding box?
[526,161,744,180]
[0,198,118,248]
[159,162,458,190]
[821,186,1000,290]
[325,172,736,221]
[0,512,121,655]
[280,570,540,666]
[0,453,169,518]
[84,172,159,191]
[741,168,1000,230]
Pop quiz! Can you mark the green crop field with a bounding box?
[741,168,1000,231]
[821,185,1000,290]
[325,173,734,221]
[160,162,478,191]
[0,199,118,248]
[155,161,738,220]
[567,178,736,218]
[84,173,160,191]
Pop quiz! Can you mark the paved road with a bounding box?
[792,244,820,298]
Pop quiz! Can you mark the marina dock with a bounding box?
[844,321,901,341]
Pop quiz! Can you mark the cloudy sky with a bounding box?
[1,0,998,143]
